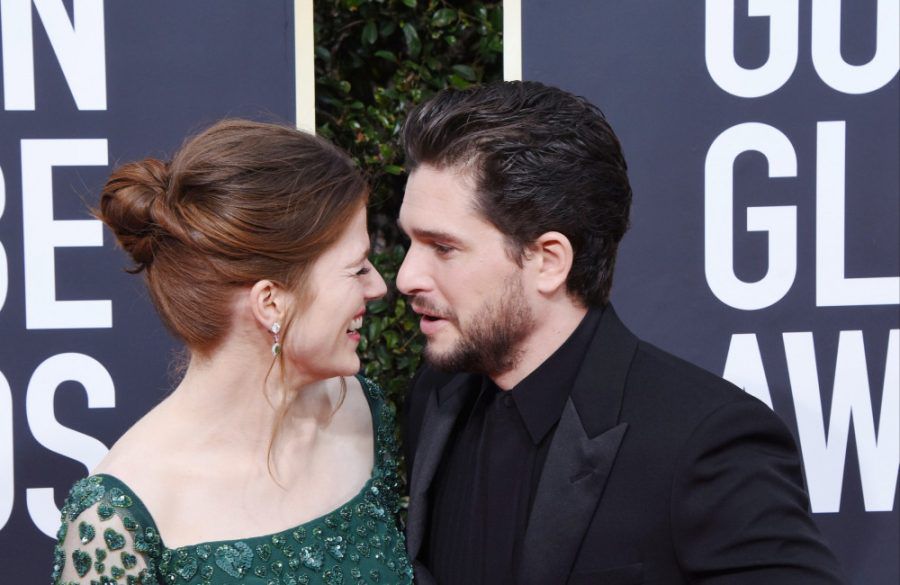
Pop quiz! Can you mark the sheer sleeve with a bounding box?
[51,476,157,585]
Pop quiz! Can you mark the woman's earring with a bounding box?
[270,322,282,356]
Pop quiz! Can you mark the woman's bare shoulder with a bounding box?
[91,401,179,484]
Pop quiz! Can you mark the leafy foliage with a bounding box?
[315,0,503,402]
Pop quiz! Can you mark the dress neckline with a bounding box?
[93,374,382,552]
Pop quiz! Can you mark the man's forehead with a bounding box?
[402,165,481,215]
[408,163,473,191]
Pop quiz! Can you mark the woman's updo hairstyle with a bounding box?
[97,119,367,355]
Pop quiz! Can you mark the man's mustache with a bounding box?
[410,295,456,322]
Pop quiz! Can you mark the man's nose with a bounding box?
[397,246,428,296]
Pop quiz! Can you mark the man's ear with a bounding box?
[249,279,286,330]
[531,231,574,296]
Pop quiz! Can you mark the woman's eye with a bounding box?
[355,266,371,276]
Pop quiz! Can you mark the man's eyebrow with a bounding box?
[396,218,464,246]
[410,228,463,245]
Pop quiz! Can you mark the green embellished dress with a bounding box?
[50,376,413,585]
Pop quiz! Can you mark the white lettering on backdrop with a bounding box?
[0,0,114,537]
[21,139,111,329]
[25,354,116,537]
[705,0,899,513]
[1,0,106,111]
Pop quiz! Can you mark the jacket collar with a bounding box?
[518,304,638,583]
[511,306,603,444]
[406,372,479,560]
[407,305,640,575]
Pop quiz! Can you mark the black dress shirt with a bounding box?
[425,308,603,585]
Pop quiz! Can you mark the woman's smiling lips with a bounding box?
[346,309,365,342]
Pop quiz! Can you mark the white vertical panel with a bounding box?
[295,0,316,132]
[504,0,522,81]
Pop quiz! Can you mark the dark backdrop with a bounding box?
[0,1,295,581]
[2,2,896,584]
[522,1,898,584]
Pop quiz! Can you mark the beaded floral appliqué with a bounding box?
[52,376,412,585]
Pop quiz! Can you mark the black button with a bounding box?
[502,394,514,407]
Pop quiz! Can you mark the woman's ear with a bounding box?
[532,231,574,296]
[249,279,286,330]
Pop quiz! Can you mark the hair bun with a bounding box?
[96,158,172,271]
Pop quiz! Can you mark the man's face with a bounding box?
[397,164,535,376]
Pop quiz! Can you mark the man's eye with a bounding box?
[432,243,454,255]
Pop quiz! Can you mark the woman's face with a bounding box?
[284,205,387,379]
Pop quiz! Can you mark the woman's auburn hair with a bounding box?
[97,118,368,356]
[97,119,368,477]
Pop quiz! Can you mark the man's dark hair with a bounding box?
[401,80,632,306]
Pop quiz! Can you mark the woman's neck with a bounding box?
[159,338,340,456]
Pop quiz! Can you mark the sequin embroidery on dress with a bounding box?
[51,376,413,585]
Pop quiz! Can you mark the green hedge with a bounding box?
[315,0,503,404]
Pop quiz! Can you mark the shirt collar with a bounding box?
[508,305,604,444]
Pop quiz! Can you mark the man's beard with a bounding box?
[418,275,535,377]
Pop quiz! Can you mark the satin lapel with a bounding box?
[405,373,475,559]
[518,305,638,585]
[518,399,628,585]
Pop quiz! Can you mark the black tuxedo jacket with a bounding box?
[403,306,844,585]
